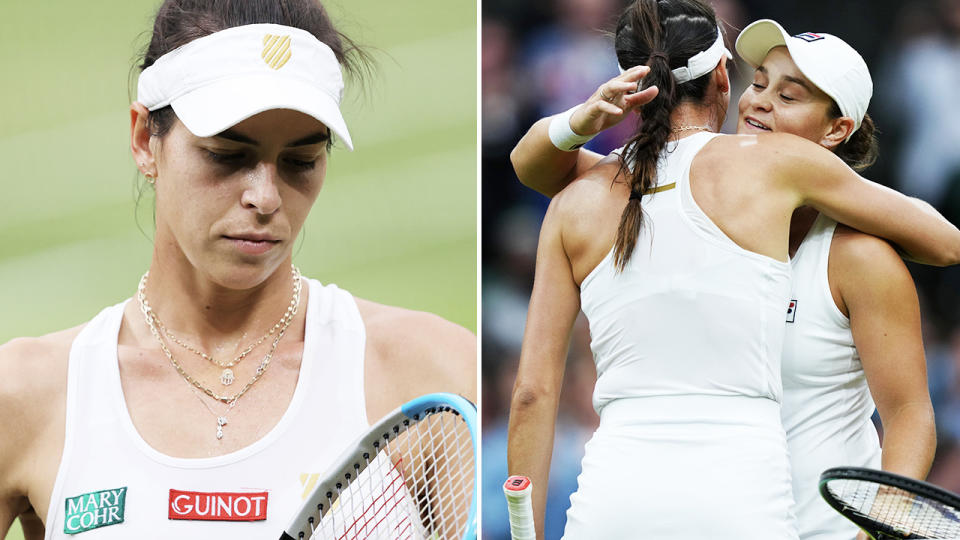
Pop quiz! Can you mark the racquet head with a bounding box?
[280,393,477,540]
[819,467,960,539]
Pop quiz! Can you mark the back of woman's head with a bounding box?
[612,0,721,271]
[138,0,366,139]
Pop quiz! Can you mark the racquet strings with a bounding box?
[305,408,475,540]
[823,477,960,538]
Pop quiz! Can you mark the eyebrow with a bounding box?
[756,66,813,92]
[214,129,330,147]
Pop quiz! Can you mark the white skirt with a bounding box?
[562,395,798,539]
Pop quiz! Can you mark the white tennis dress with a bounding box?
[566,132,798,539]
[43,279,370,539]
[783,214,881,539]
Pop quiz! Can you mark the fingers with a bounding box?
[623,85,659,109]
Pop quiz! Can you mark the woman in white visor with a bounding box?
[506,0,953,538]
[510,13,936,540]
[0,1,475,538]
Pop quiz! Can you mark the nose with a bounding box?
[240,163,282,215]
[748,86,772,113]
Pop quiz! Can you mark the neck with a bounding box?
[140,246,301,353]
[669,103,719,139]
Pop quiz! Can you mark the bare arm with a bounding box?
[768,133,960,266]
[0,339,53,539]
[507,199,581,539]
[359,301,478,421]
[833,230,936,478]
[511,66,658,197]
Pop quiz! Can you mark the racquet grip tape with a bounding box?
[503,476,536,540]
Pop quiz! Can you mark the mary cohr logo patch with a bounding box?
[168,489,269,521]
[63,487,127,534]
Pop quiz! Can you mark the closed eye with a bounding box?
[205,150,245,164]
[285,157,317,170]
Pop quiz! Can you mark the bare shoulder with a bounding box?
[831,225,906,272]
[0,325,82,406]
[0,325,82,495]
[551,154,624,218]
[550,154,625,269]
[355,298,476,404]
[830,225,914,298]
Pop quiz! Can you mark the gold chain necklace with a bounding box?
[136,267,302,439]
[145,266,300,385]
[671,124,713,133]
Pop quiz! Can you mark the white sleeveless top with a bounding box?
[581,132,792,412]
[783,214,881,539]
[565,133,798,539]
[44,278,368,539]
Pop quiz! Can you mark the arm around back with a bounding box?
[763,133,960,266]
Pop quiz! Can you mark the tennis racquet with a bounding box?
[279,392,477,540]
[819,467,960,539]
[503,475,535,540]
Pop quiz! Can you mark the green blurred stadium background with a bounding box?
[0,1,475,537]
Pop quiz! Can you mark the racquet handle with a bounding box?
[503,475,536,540]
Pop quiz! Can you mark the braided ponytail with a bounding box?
[612,0,720,271]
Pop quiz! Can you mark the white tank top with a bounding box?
[43,278,368,539]
[782,214,881,539]
[580,132,792,413]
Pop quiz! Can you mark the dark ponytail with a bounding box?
[612,0,720,271]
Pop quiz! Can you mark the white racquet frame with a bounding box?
[279,393,477,540]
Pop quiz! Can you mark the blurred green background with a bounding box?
[0,0,475,537]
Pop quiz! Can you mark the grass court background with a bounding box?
[0,1,476,537]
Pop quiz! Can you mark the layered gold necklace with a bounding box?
[137,266,302,439]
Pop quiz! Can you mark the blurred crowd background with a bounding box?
[481,0,960,537]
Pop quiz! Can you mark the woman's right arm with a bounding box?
[511,66,657,197]
[765,133,960,266]
[507,198,582,540]
[0,339,41,538]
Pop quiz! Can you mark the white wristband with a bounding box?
[548,105,595,151]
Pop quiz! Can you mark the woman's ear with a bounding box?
[821,116,855,151]
[130,102,157,178]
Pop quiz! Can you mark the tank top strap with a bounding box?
[301,278,369,427]
[790,214,846,326]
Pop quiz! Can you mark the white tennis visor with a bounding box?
[137,23,353,150]
[618,26,732,84]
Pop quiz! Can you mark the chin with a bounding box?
[208,259,287,291]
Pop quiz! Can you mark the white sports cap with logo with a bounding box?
[735,19,872,141]
[137,23,353,150]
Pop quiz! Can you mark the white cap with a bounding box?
[735,19,872,141]
[137,23,352,150]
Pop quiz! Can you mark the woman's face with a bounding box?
[150,108,329,288]
[737,46,840,147]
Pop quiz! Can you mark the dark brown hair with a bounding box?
[829,104,878,172]
[137,0,368,142]
[612,0,721,271]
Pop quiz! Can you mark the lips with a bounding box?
[744,117,772,131]
[223,234,281,255]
